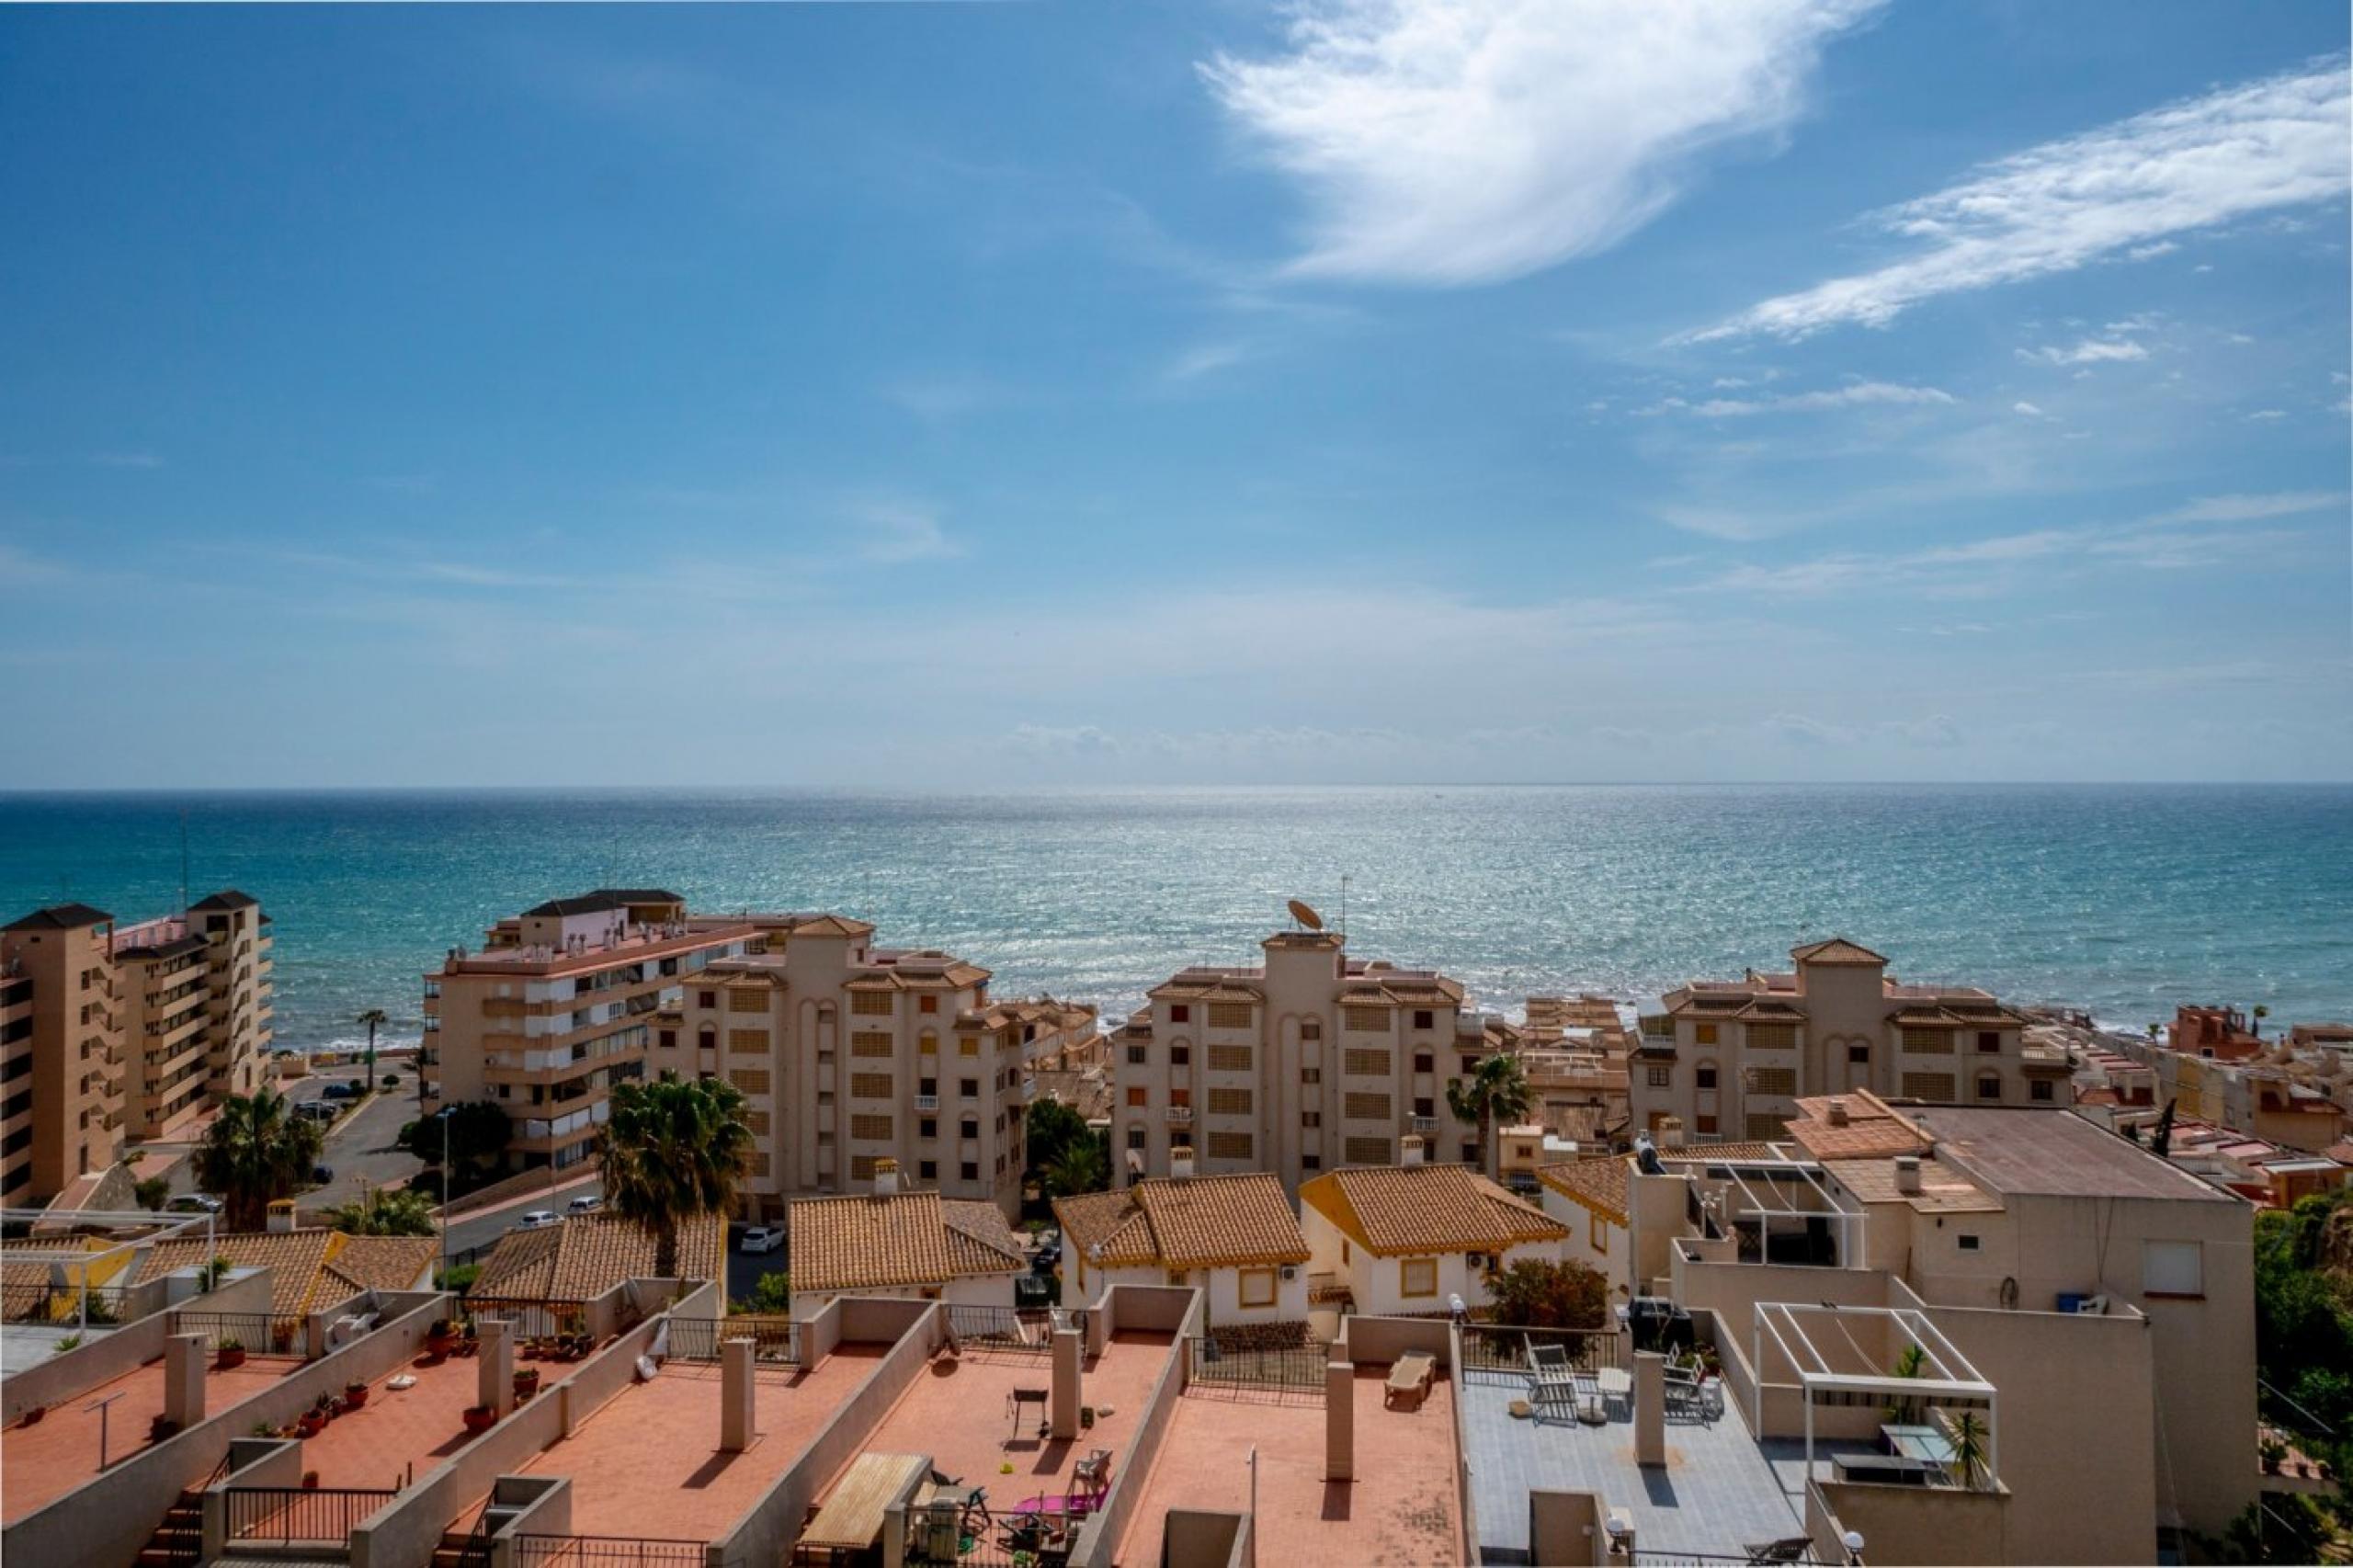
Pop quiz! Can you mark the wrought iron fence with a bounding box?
[1460,1322,1620,1375]
[666,1314,797,1363]
[945,1303,1065,1351]
[512,1533,710,1567]
[470,1300,590,1340]
[1187,1335,1334,1389]
[904,1500,1080,1568]
[171,1311,304,1356]
[223,1485,398,1544]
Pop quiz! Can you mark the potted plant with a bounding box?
[2261,1437,2288,1475]
[295,1409,326,1439]
[149,1414,181,1444]
[301,1471,320,1491]
[344,1378,370,1409]
[461,1404,497,1436]
[216,1336,246,1370]
[514,1367,540,1402]
[426,1318,456,1358]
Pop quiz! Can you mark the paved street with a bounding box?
[306,1076,428,1211]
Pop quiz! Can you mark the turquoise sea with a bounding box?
[1,787,2347,1052]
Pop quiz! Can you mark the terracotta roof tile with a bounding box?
[1790,937,1888,965]
[1534,1157,1630,1224]
[132,1230,338,1318]
[1056,1175,1308,1271]
[469,1212,723,1303]
[789,1190,1024,1294]
[321,1236,439,1297]
[1655,1142,1786,1164]
[1300,1165,1568,1257]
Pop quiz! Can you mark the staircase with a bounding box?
[428,1524,491,1568]
[131,1487,204,1568]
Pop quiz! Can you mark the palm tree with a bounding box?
[1042,1135,1108,1199]
[594,1074,754,1280]
[1446,1054,1533,1179]
[194,1088,324,1230]
[2252,1004,2269,1040]
[1948,1410,1991,1489]
[357,1008,388,1082]
[324,1187,438,1237]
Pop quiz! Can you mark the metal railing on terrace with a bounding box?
[469,1301,591,1340]
[1460,1322,1621,1375]
[173,1310,307,1356]
[904,1501,1082,1568]
[946,1303,1072,1351]
[513,1534,709,1568]
[224,1485,398,1545]
[3,1282,135,1326]
[667,1314,798,1364]
[1188,1335,1333,1390]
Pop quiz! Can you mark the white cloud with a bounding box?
[2245,408,2288,421]
[2015,337,2149,367]
[1160,340,1256,384]
[2012,401,2045,416]
[1689,56,2351,338]
[850,498,964,564]
[2148,491,2342,525]
[2128,240,2180,260]
[1680,381,1957,416]
[1201,0,1882,286]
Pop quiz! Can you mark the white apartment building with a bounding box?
[1113,929,1516,1195]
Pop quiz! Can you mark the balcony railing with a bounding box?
[915,1093,940,1111]
[1164,1105,1193,1125]
[225,1486,397,1545]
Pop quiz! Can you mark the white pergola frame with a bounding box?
[1753,1301,1999,1493]
[3,1206,215,1336]
[1718,1163,1867,1269]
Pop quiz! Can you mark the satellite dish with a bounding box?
[1287,899,1324,931]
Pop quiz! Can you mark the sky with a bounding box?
[1,0,2347,789]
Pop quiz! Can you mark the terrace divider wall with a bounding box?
[1066,1284,1204,1568]
[1,1288,447,1568]
[2,1262,282,1425]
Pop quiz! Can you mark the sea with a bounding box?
[1,786,2347,1054]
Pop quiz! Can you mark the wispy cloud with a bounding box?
[1688,56,2351,339]
[1159,340,1257,385]
[1201,0,1881,286]
[850,497,964,564]
[2011,401,2046,417]
[2015,337,2149,367]
[1658,380,1957,417]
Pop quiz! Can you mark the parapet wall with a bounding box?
[1068,1285,1204,1568]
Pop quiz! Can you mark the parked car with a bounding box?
[311,1165,335,1184]
[565,1194,604,1215]
[321,1081,361,1100]
[166,1193,222,1214]
[517,1210,561,1232]
[739,1226,783,1254]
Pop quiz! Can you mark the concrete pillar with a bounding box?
[1051,1327,1083,1441]
[721,1336,756,1452]
[164,1333,205,1429]
[305,1311,331,1361]
[481,1319,516,1419]
[1324,1360,1354,1483]
[1633,1351,1666,1468]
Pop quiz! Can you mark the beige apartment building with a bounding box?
[185,890,272,1101]
[0,904,122,1204]
[1632,937,2069,1143]
[1112,928,1517,1194]
[108,915,219,1141]
[1,960,32,1208]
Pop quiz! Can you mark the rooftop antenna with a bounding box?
[1338,874,1348,939]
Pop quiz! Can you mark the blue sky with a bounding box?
[2,0,2347,787]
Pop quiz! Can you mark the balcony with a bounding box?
[1165,1105,1194,1126]
[1409,1115,1438,1134]
[915,1093,940,1111]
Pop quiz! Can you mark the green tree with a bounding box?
[357,1007,388,1081]
[1025,1099,1092,1179]
[733,1271,791,1316]
[1041,1134,1109,1200]
[594,1074,754,1280]
[1482,1258,1608,1331]
[404,1100,511,1184]
[1445,1054,1533,1178]
[193,1088,324,1231]
[324,1187,438,1237]
[133,1176,172,1212]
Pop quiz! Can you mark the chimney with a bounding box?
[1656,1116,1684,1145]
[1168,1144,1195,1180]
[1400,1135,1426,1167]
[1893,1155,1922,1196]
[266,1199,297,1234]
[1826,1098,1849,1128]
[872,1156,900,1198]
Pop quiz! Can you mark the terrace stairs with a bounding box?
[131,1486,205,1568]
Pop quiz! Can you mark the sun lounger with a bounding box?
[1525,1341,1578,1414]
[1385,1350,1437,1409]
[1743,1537,1815,1564]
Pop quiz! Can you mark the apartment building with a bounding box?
[1,960,32,1208]
[0,904,126,1204]
[1631,937,2069,1142]
[109,915,222,1141]
[186,891,272,1101]
[2101,1017,2353,1153]
[1112,928,1516,1195]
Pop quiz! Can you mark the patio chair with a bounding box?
[1743,1537,1814,1564]
[1524,1341,1577,1414]
[1386,1350,1437,1409]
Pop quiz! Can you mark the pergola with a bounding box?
[1753,1301,2000,1491]
[2,1205,215,1335]
[1713,1161,1867,1268]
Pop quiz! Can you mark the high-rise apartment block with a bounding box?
[0,891,273,1205]
[1111,928,1517,1194]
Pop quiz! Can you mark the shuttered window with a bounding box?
[1344,1092,1392,1120]
[1344,1006,1391,1032]
[851,1073,894,1100]
[1746,1024,1796,1049]
[1343,1136,1391,1165]
[1901,1028,1953,1053]
[1343,1048,1391,1076]
[1206,1131,1253,1160]
[1901,1072,1956,1101]
[850,1153,881,1181]
[851,1032,893,1058]
[727,1028,767,1054]
[729,1068,771,1096]
[726,989,767,1014]
[1207,1086,1253,1116]
[1748,1067,1796,1096]
[1744,1113,1784,1142]
[749,1151,771,1177]
[850,992,894,1017]
[744,1108,770,1135]
[1206,1002,1255,1029]
[1208,1043,1254,1072]
[850,1113,893,1141]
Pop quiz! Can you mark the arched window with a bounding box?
[698,1026,717,1052]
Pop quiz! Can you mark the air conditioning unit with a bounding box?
[1279,1265,1298,1280]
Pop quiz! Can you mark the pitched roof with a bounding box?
[188,890,261,911]
[1784,1093,1935,1161]
[783,914,875,938]
[132,1230,347,1319]
[322,1235,438,1297]
[789,1189,1026,1294]
[4,902,112,932]
[520,888,685,917]
[469,1211,725,1301]
[1534,1157,1630,1225]
[1054,1174,1309,1271]
[1655,1142,1786,1164]
[1299,1164,1568,1257]
[1790,937,1888,966]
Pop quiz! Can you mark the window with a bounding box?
[1343,1136,1391,1165]
[960,1118,980,1139]
[1413,1096,1434,1118]
[850,992,893,1017]
[1238,1268,1278,1309]
[1646,1065,1671,1087]
[1694,1114,1718,1134]
[1208,1086,1253,1116]
[1344,1048,1391,1076]
[1209,1042,1254,1072]
[1207,1002,1255,1029]
[1693,1023,1719,1045]
[918,1076,938,1096]
[728,1068,771,1096]
[1301,1110,1321,1128]
[2030,1079,2055,1103]
[1847,1044,1870,1064]
[1169,1087,1189,1108]
[1459,1055,1478,1075]
[850,1113,892,1141]
[1900,1072,1955,1101]
[1976,1074,2002,1101]
[961,1161,980,1181]
[851,1072,893,1099]
[1302,1153,1321,1171]
[920,1159,939,1178]
[1126,1126,1146,1150]
[918,1031,938,1055]
[1400,1258,1438,1298]
[1695,1064,1718,1089]
[1168,1005,1190,1024]
[1127,1085,1149,1108]
[1749,1067,1796,1096]
[1747,1024,1796,1050]
[920,995,938,1014]
[1343,1092,1391,1120]
[750,1151,772,1177]
[744,1108,770,1135]
[960,1038,980,1057]
[1744,1113,1784,1142]
[1461,1142,1479,1164]
[850,1153,881,1180]
[1170,1045,1189,1065]
[1901,1028,1953,1053]
[1301,1067,1321,1085]
[851,1032,893,1058]
[728,1028,768,1054]
[1413,1009,1434,1030]
[698,990,718,1009]
[1413,1052,1434,1074]
[1300,1019,1321,1041]
[1589,1213,1608,1253]
[1977,1030,2001,1053]
[1206,1131,1254,1160]
[1957,1233,1981,1252]
[1127,1045,1149,1066]
[727,989,766,1014]
[2144,1240,2203,1297]
[961,1078,980,1098]
[919,1117,938,1139]
[1344,1006,1391,1032]
[657,1029,676,1051]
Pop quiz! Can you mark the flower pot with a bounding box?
[216,1347,246,1370]
[426,1332,456,1358]
[296,1414,325,1439]
[461,1405,497,1436]
[343,1383,369,1409]
[301,1471,320,1491]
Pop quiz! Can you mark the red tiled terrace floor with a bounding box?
[1116,1369,1461,1568]
[512,1344,887,1541]
[2,1354,300,1524]
[293,1348,517,1494]
[819,1332,1176,1515]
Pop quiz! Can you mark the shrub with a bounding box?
[436,1263,481,1293]
[382,1074,400,1089]
[134,1176,172,1212]
[1483,1258,1609,1332]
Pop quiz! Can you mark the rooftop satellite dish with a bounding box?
[1287,899,1324,931]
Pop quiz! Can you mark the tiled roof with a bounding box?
[1299,1164,1567,1257]
[782,914,875,938]
[134,1230,338,1318]
[1146,976,1267,1004]
[322,1236,438,1297]
[1784,1094,1935,1161]
[790,1190,1025,1294]
[1055,1175,1309,1270]
[1790,937,1888,965]
[3,902,112,932]
[521,888,685,917]
[1534,1158,1630,1225]
[188,889,262,911]
[470,1212,725,1301]
[1655,1142,1787,1164]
